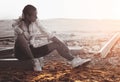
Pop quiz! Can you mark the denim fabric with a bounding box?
[14,35,74,61]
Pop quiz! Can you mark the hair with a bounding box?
[22,4,36,16]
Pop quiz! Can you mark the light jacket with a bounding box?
[12,18,53,47]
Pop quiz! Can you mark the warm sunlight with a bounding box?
[1,1,120,82]
[1,0,120,19]
[63,0,120,19]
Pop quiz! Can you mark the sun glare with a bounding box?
[1,0,120,19]
[63,0,120,19]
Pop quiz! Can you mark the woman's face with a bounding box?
[26,10,37,22]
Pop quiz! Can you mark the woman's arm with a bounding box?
[36,20,66,44]
[36,20,54,39]
[12,20,31,40]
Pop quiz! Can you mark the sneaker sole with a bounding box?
[73,59,91,68]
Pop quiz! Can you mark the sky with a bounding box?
[1,0,120,20]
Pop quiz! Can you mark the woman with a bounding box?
[12,4,91,71]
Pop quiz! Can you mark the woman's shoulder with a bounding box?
[12,17,23,28]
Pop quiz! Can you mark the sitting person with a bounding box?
[12,4,91,71]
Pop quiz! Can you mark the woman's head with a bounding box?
[22,5,37,22]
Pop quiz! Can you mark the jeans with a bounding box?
[14,34,74,61]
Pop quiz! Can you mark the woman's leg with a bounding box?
[14,34,34,60]
[30,44,51,58]
[29,37,91,68]
[31,37,74,61]
[47,37,74,61]
[15,34,42,71]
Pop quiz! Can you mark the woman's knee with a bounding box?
[16,34,28,43]
[17,34,26,41]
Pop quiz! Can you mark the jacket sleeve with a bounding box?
[36,20,54,39]
[36,20,66,44]
[12,19,23,36]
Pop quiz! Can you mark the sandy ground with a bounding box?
[0,33,120,82]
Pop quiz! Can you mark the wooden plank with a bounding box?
[0,36,14,39]
[69,46,87,54]
[98,32,120,58]
[0,47,14,58]
[0,58,33,70]
[0,36,14,42]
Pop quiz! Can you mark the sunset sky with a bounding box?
[1,0,120,20]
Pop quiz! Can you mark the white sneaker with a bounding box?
[70,57,91,68]
[32,58,42,71]
[38,57,44,67]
